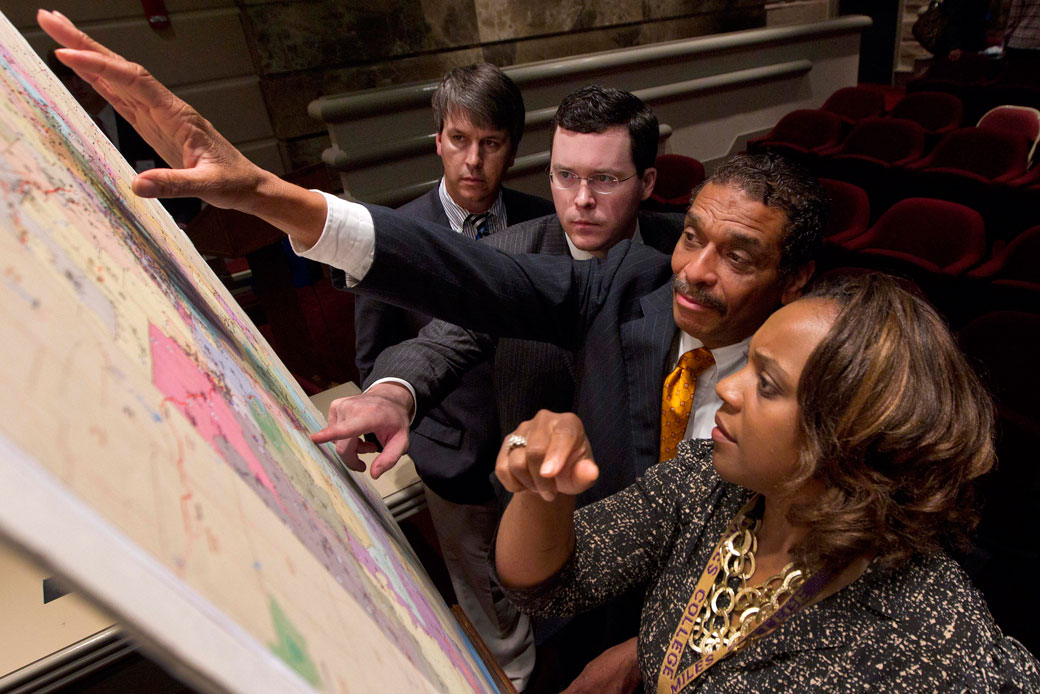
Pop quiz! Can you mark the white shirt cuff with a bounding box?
[365,378,417,426]
[290,191,375,286]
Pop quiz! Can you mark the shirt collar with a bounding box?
[678,331,750,372]
[565,219,643,260]
[438,178,506,234]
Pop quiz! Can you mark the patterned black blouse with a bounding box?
[502,440,1040,692]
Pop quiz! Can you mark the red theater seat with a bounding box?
[968,225,1040,289]
[819,178,870,246]
[845,198,986,275]
[910,127,1029,181]
[821,86,886,127]
[643,154,705,212]
[819,118,927,210]
[889,91,964,140]
[977,105,1040,166]
[904,128,1030,216]
[746,109,844,165]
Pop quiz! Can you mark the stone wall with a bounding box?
[15,0,769,177]
[243,0,769,171]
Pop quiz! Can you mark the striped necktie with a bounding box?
[659,347,715,461]
[463,212,490,240]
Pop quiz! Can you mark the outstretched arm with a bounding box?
[37,10,327,249]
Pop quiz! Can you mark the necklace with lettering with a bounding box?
[656,495,832,694]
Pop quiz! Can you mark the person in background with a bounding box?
[1003,0,1040,69]
[939,0,990,59]
[349,63,554,690]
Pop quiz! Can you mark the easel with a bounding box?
[452,606,519,694]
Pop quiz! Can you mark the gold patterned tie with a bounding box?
[659,347,715,461]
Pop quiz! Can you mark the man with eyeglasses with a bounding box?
[352,85,682,691]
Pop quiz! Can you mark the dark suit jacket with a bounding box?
[353,186,553,503]
[371,212,684,490]
[360,207,684,686]
[357,205,683,508]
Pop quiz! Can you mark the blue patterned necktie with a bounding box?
[463,212,490,240]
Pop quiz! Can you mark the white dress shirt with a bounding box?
[674,332,750,440]
[437,178,507,237]
[563,223,643,261]
[291,192,374,284]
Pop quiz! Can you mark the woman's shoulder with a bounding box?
[852,552,996,642]
[879,553,1000,618]
[845,551,1039,689]
[657,439,750,521]
[658,439,721,497]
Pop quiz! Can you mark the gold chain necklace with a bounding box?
[688,506,806,655]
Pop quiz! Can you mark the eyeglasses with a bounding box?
[547,169,637,195]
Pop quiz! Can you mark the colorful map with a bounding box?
[0,11,498,693]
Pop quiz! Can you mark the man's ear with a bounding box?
[639,167,657,201]
[435,130,444,158]
[780,261,815,305]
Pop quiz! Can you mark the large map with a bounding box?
[0,11,498,693]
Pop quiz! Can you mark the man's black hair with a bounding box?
[698,153,828,277]
[549,85,659,175]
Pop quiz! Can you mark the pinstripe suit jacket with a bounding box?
[352,187,553,503]
[358,204,683,507]
[354,186,555,382]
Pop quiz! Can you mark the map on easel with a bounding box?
[0,10,499,693]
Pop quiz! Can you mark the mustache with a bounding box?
[671,274,727,315]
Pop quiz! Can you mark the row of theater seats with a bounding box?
[907,52,1040,124]
[818,185,1037,317]
[815,179,1039,655]
[820,180,1030,271]
[747,88,1040,241]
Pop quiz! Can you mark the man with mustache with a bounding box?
[38,11,823,692]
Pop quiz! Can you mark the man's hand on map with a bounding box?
[310,383,414,478]
[36,9,326,249]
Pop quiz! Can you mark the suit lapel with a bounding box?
[540,218,571,256]
[620,282,678,471]
[428,187,450,228]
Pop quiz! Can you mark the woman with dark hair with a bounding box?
[494,273,1039,692]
